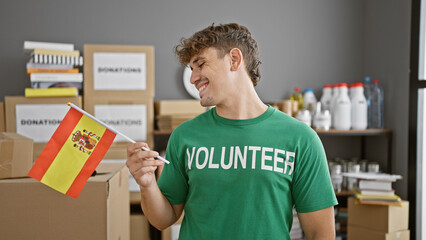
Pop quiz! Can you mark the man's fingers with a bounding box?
[137,166,158,176]
[127,142,150,157]
[133,149,159,160]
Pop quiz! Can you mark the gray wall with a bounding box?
[0,0,412,197]
[1,0,364,101]
[363,0,411,198]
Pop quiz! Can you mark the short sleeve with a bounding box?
[157,132,189,205]
[292,133,338,213]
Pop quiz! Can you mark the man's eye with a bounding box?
[199,63,205,68]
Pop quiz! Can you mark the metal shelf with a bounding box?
[154,129,392,136]
[315,128,392,136]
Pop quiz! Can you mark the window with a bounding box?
[409,1,426,239]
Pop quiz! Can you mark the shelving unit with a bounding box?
[154,128,393,172]
[316,129,392,173]
[315,129,391,136]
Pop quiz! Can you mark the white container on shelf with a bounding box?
[351,82,368,130]
[320,84,333,111]
[330,84,340,128]
[296,109,312,127]
[313,102,331,131]
[349,83,355,99]
[303,88,317,115]
[333,83,351,130]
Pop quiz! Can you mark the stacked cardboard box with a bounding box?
[0,163,129,240]
[155,100,206,131]
[4,96,82,161]
[0,102,5,131]
[347,197,409,240]
[131,214,150,240]
[0,132,33,179]
[84,44,155,159]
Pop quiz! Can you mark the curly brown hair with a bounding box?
[175,23,261,86]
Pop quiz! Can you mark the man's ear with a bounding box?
[229,48,243,71]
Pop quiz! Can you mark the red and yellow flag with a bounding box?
[28,106,116,198]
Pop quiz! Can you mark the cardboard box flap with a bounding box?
[0,132,33,179]
[1,132,29,140]
[0,163,125,183]
[90,162,126,182]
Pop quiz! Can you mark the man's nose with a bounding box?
[190,69,200,85]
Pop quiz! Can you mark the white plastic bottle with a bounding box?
[369,79,384,129]
[330,83,340,128]
[313,102,331,130]
[296,109,312,127]
[351,82,368,130]
[320,84,333,112]
[349,83,355,99]
[333,83,351,130]
[303,88,317,116]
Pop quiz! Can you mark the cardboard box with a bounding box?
[157,115,196,131]
[0,163,129,240]
[84,96,154,159]
[0,132,33,179]
[348,197,409,233]
[131,214,150,240]
[348,225,410,240]
[5,96,82,161]
[154,100,205,116]
[84,44,155,98]
[0,101,5,132]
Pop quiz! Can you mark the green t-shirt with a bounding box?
[157,106,337,240]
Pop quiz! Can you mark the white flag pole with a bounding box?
[68,102,169,164]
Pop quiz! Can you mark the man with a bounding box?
[126,23,337,240]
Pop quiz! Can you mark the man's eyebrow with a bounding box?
[191,56,205,66]
[189,56,205,70]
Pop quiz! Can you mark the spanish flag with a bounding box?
[28,103,116,198]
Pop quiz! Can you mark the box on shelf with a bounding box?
[84,44,155,98]
[154,100,205,116]
[0,102,5,132]
[131,214,150,240]
[4,96,82,161]
[84,96,154,159]
[0,132,33,179]
[348,197,409,233]
[0,162,129,240]
[347,225,410,240]
[155,100,205,131]
[157,115,198,131]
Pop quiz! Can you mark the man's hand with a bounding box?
[126,142,165,189]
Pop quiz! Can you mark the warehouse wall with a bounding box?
[0,0,412,198]
[0,0,364,102]
[363,0,411,198]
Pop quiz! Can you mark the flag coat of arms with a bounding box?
[28,106,116,198]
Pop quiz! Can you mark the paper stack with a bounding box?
[343,172,403,206]
[23,41,83,97]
